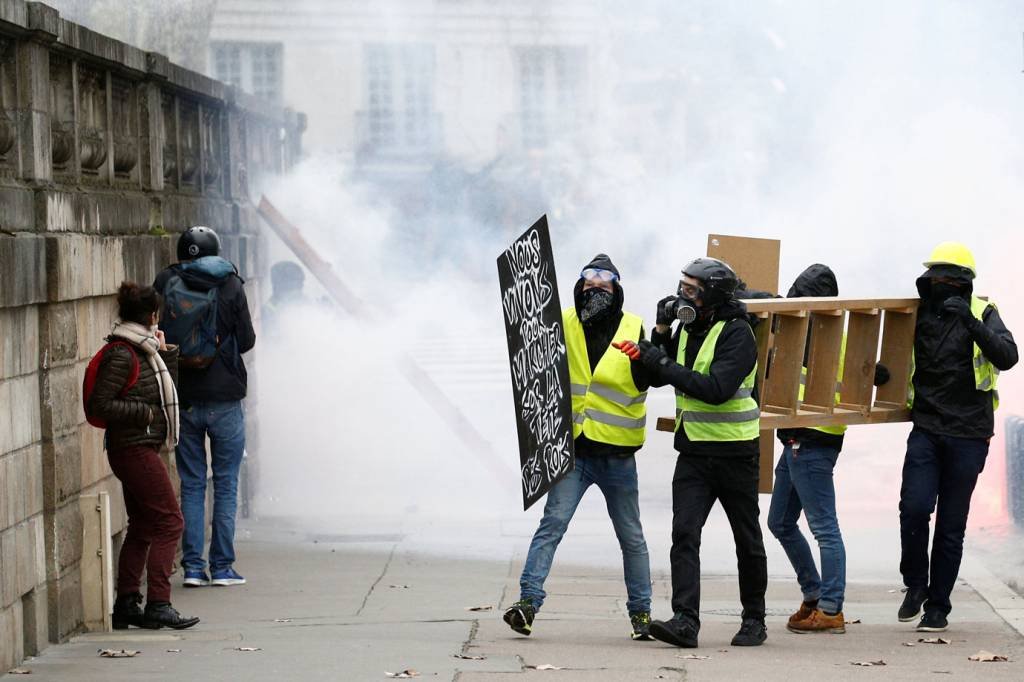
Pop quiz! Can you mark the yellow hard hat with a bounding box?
[923,241,976,277]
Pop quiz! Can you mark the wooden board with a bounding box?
[707,234,781,294]
[707,234,781,494]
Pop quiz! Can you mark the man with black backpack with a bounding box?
[154,226,256,588]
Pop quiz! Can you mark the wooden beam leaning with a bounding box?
[655,297,918,435]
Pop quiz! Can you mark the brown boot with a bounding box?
[787,600,818,627]
[787,608,845,634]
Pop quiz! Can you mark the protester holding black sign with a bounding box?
[503,254,656,641]
[621,257,768,649]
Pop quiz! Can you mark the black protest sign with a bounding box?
[497,216,574,510]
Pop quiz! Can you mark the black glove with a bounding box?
[637,339,670,372]
[873,363,890,386]
[942,297,978,328]
[656,295,677,326]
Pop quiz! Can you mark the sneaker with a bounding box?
[648,616,699,648]
[787,599,818,627]
[142,602,200,630]
[731,618,768,646]
[183,570,210,587]
[111,592,144,630]
[503,599,536,636]
[898,587,927,622]
[787,608,846,634]
[630,611,655,641]
[916,610,948,632]
[210,568,246,586]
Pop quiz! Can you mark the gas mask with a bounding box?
[665,296,698,325]
[579,287,614,324]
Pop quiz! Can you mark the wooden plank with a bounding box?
[762,311,808,414]
[707,234,781,294]
[744,297,918,314]
[79,492,113,633]
[802,312,844,413]
[876,308,918,408]
[759,407,910,430]
[838,310,881,413]
[759,431,774,494]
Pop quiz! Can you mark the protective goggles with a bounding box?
[677,281,703,299]
[581,268,619,283]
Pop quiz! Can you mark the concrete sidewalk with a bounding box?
[4,522,1024,681]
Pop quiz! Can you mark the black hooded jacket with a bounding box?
[911,269,1017,439]
[650,298,759,458]
[572,254,650,458]
[154,260,256,405]
[777,264,847,451]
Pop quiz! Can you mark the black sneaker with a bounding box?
[502,599,536,636]
[731,618,767,646]
[649,616,698,648]
[142,602,200,630]
[916,610,948,632]
[111,592,144,630]
[898,587,928,622]
[630,611,655,641]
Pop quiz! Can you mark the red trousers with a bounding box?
[107,445,184,603]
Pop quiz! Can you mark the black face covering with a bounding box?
[928,282,966,313]
[578,288,614,324]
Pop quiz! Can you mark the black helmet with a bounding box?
[682,257,738,308]
[177,226,221,261]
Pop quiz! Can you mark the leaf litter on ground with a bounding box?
[98,649,139,658]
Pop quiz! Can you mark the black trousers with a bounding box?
[670,453,768,625]
[899,427,988,616]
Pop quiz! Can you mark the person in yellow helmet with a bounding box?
[768,264,890,635]
[503,254,656,642]
[898,242,1017,632]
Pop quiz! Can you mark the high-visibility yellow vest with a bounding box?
[675,320,760,442]
[908,296,1000,411]
[799,335,848,436]
[564,308,648,447]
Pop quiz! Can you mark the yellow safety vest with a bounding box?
[799,335,848,436]
[908,296,1000,411]
[675,320,760,442]
[564,308,648,447]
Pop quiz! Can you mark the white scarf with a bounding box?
[110,320,180,446]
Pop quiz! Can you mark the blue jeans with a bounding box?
[899,427,988,616]
[767,443,846,614]
[519,455,652,613]
[176,400,246,572]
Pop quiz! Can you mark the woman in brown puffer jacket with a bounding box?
[86,281,199,630]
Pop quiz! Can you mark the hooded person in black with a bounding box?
[897,243,1017,633]
[766,264,889,634]
[504,254,656,642]
[624,257,768,649]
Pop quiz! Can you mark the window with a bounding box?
[360,44,438,155]
[517,46,586,150]
[209,42,283,106]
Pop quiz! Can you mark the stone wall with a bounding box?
[0,1,304,669]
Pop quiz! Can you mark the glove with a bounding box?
[873,363,890,386]
[656,295,678,326]
[637,339,670,372]
[612,340,641,361]
[942,297,977,328]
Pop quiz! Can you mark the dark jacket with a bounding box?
[154,257,256,405]
[571,274,651,458]
[87,341,179,452]
[911,273,1017,439]
[777,264,846,451]
[650,298,759,458]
